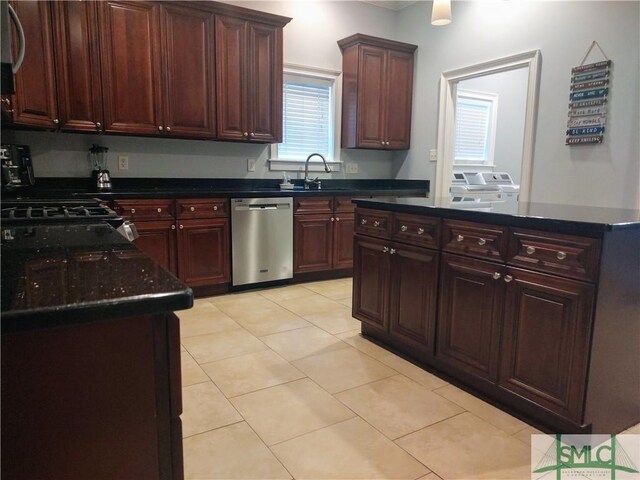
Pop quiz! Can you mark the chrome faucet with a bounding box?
[304,153,331,189]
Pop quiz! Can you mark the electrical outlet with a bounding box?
[346,162,358,174]
[118,155,129,170]
[247,158,256,172]
[429,149,438,162]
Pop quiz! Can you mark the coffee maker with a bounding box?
[89,144,112,192]
[1,144,34,191]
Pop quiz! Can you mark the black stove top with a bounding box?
[1,199,119,225]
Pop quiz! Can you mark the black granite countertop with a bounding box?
[8,178,429,200]
[1,223,193,333]
[354,196,640,236]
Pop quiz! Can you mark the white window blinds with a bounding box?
[279,74,333,160]
[454,91,498,165]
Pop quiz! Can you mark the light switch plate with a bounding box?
[346,162,358,174]
[118,155,129,170]
[247,158,256,172]
[429,149,437,162]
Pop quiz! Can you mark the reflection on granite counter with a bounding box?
[1,223,193,332]
[353,196,640,235]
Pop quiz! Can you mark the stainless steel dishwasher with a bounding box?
[231,197,293,286]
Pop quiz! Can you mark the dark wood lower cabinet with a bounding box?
[177,218,230,287]
[436,254,503,382]
[294,214,334,274]
[134,220,178,275]
[353,235,390,333]
[499,267,595,424]
[333,213,355,270]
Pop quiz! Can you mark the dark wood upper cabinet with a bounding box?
[216,14,287,143]
[99,1,163,135]
[52,1,103,132]
[161,4,216,139]
[338,34,417,150]
[7,0,58,128]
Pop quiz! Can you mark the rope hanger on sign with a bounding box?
[578,40,610,66]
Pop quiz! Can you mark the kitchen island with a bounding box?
[1,223,193,479]
[352,196,640,434]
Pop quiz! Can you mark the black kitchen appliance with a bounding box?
[1,143,34,191]
[89,144,112,192]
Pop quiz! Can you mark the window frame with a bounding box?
[453,89,499,167]
[269,64,342,172]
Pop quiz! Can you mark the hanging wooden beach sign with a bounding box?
[566,42,611,146]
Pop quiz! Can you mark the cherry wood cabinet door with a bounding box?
[215,15,247,141]
[161,4,216,139]
[352,235,390,334]
[499,267,595,423]
[133,221,177,275]
[388,243,439,355]
[8,0,58,128]
[356,45,386,149]
[333,213,355,270]
[53,1,103,133]
[385,50,414,149]
[436,253,503,382]
[247,22,282,142]
[294,214,334,274]
[99,1,163,135]
[177,219,230,287]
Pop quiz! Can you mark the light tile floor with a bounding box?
[178,278,640,480]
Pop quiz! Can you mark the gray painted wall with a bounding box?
[457,67,529,182]
[392,1,640,209]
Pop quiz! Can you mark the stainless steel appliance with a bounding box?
[450,171,519,194]
[231,197,293,286]
[89,144,112,192]
[1,0,25,95]
[1,144,34,190]
[1,199,138,241]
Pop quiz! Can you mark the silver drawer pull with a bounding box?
[331,217,335,222]
[179,224,184,230]
[130,208,136,214]
[361,218,367,225]
[526,246,536,255]
[504,275,513,283]
[456,234,464,242]
[190,206,195,212]
[400,225,408,232]
[336,217,340,222]
[389,248,396,255]
[171,225,176,230]
[493,272,501,280]
[556,251,567,260]
[417,228,424,235]
[213,205,218,211]
[382,246,389,253]
[373,220,380,227]
[157,208,162,213]
[478,238,487,246]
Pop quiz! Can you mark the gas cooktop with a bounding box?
[1,199,119,225]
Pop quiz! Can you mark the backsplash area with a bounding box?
[3,131,395,180]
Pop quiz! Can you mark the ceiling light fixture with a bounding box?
[431,0,452,26]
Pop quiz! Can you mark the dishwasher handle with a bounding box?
[249,204,278,210]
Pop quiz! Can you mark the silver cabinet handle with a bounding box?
[478,238,487,246]
[456,234,464,242]
[243,132,248,137]
[213,205,218,211]
[130,208,136,214]
[53,118,59,124]
[166,126,171,132]
[190,206,195,211]
[361,218,367,225]
[504,275,513,283]
[380,141,385,146]
[335,217,340,222]
[382,246,389,253]
[95,122,101,128]
[179,224,184,230]
[373,220,380,227]
[158,126,163,131]
[331,217,335,222]
[526,246,536,255]
[171,225,176,230]
[385,141,390,146]
[417,228,424,235]
[493,272,501,280]
[249,132,254,137]
[389,248,396,255]
[556,251,567,260]
[157,208,162,213]
[400,225,408,232]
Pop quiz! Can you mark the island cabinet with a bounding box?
[113,198,230,289]
[353,209,440,357]
[293,196,355,274]
[353,204,640,434]
[338,34,417,150]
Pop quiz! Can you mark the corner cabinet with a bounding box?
[338,34,417,150]
[215,14,285,143]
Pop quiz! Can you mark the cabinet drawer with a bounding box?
[508,228,601,282]
[442,219,507,261]
[355,208,392,239]
[113,200,174,221]
[392,213,440,249]
[334,196,356,213]
[294,197,334,214]
[176,198,228,219]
